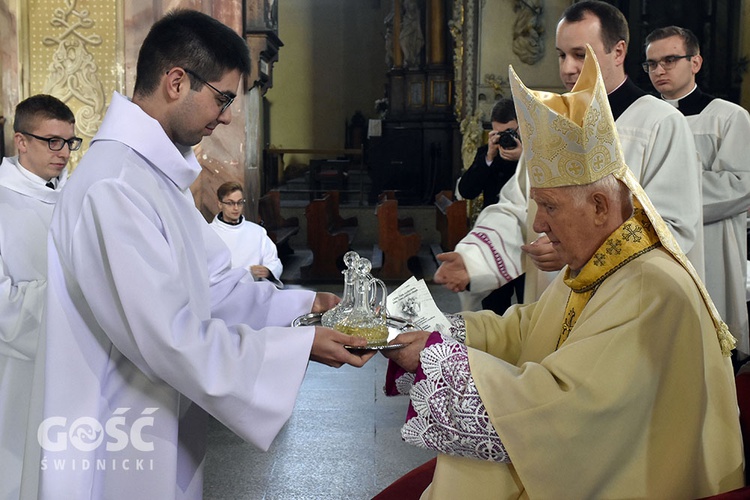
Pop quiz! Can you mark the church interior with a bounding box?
[2,0,750,498]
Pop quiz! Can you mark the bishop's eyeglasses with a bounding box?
[641,54,694,73]
[20,132,83,151]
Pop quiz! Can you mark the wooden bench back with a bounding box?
[434,190,467,252]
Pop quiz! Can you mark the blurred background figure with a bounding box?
[455,98,524,314]
[210,181,284,287]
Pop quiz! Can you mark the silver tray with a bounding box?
[292,312,416,351]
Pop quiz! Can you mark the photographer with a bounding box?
[457,98,521,207]
[456,98,524,314]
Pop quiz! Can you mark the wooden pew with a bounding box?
[258,190,299,256]
[302,191,358,280]
[433,190,468,258]
[324,190,358,242]
[375,197,421,280]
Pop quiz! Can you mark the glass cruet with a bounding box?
[334,258,388,345]
[321,251,360,328]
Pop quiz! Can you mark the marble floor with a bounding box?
[203,246,461,499]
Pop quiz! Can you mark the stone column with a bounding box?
[244,85,263,223]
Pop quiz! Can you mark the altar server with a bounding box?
[0,94,78,500]
[34,10,372,500]
[646,25,750,358]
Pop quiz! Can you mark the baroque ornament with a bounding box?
[42,0,106,150]
[513,0,545,65]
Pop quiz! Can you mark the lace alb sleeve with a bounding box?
[401,332,510,463]
[383,314,467,397]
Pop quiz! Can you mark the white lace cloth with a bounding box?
[396,315,511,463]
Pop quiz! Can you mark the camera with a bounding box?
[497,128,519,149]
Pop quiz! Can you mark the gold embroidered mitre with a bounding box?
[508,45,737,356]
[510,45,626,189]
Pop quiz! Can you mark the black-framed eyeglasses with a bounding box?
[219,199,246,207]
[20,131,83,151]
[183,68,235,114]
[641,54,694,73]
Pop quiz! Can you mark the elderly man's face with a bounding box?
[531,186,601,271]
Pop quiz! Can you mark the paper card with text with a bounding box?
[387,277,450,337]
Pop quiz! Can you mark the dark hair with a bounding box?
[133,9,251,98]
[13,94,75,133]
[217,181,243,201]
[560,1,629,52]
[490,98,516,124]
[645,26,700,55]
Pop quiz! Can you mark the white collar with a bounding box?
[14,159,58,188]
[662,84,698,108]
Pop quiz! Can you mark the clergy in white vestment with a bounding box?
[32,11,373,500]
[209,181,283,287]
[0,95,79,500]
[381,46,742,500]
[646,25,750,358]
[437,1,703,305]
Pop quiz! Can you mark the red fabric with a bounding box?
[736,371,750,481]
[372,458,437,500]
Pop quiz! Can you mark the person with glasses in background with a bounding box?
[646,26,750,361]
[434,0,702,306]
[32,10,373,500]
[210,181,284,287]
[0,94,79,500]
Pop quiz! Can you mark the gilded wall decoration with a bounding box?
[484,73,508,100]
[450,0,481,221]
[27,0,122,168]
[512,0,544,65]
[449,0,480,168]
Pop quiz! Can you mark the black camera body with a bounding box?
[497,128,519,149]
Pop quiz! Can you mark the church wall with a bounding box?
[267,0,390,165]
[0,0,249,222]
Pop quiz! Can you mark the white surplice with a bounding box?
[35,92,317,499]
[209,215,283,284]
[678,93,750,356]
[457,89,703,301]
[0,157,65,500]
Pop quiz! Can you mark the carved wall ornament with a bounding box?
[449,0,478,158]
[448,2,465,119]
[512,0,545,65]
[484,73,508,100]
[39,0,107,165]
[459,110,482,177]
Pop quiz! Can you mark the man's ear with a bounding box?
[612,39,627,67]
[164,67,188,102]
[691,53,703,76]
[591,192,610,226]
[14,132,27,153]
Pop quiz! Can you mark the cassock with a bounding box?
[209,214,284,284]
[0,158,65,500]
[667,86,750,356]
[457,78,703,302]
[35,92,317,499]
